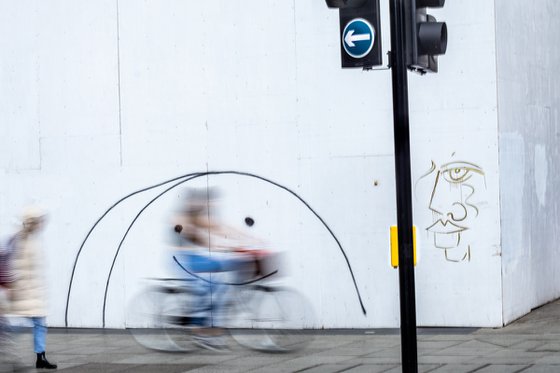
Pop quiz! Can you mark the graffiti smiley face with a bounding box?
[422,161,486,262]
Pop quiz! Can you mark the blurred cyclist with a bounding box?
[170,188,257,350]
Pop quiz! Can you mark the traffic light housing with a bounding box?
[326,0,383,68]
[406,0,447,73]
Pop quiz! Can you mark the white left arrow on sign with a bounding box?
[344,29,371,47]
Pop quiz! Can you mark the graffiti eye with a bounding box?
[443,168,470,183]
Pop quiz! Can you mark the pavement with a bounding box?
[8,299,560,372]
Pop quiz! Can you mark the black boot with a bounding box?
[36,352,57,369]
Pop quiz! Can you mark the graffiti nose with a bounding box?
[429,175,467,222]
[447,202,467,222]
[428,174,447,215]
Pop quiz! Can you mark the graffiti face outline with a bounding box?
[423,161,485,262]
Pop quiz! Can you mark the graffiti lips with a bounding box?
[427,219,467,249]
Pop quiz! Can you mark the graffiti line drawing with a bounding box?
[418,161,486,263]
[65,170,367,327]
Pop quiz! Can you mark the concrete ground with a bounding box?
[8,299,560,372]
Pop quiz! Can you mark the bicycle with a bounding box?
[126,249,315,353]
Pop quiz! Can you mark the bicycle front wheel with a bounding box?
[229,286,315,352]
[127,285,202,352]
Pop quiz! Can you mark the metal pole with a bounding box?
[388,0,418,371]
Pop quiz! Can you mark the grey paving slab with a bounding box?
[341,364,399,373]
[55,353,134,364]
[312,346,386,357]
[56,344,125,354]
[473,335,529,348]
[185,365,259,373]
[509,340,549,351]
[347,337,400,346]
[342,357,405,365]
[115,353,197,364]
[428,364,489,373]
[417,334,476,342]
[522,365,560,373]
[58,363,203,372]
[529,342,560,352]
[58,363,134,372]
[469,364,531,373]
[281,354,354,366]
[418,354,482,364]
[305,338,364,350]
[246,365,306,373]
[212,354,293,367]
[171,354,240,365]
[290,362,363,373]
[46,362,87,371]
[381,364,442,373]
[363,347,402,358]
[123,365,204,373]
[533,354,560,364]
[417,339,465,352]
[436,339,506,356]
[352,336,400,348]
[478,349,547,365]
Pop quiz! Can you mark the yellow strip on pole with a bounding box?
[390,225,417,268]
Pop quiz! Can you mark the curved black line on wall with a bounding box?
[101,174,201,326]
[64,173,203,326]
[65,171,367,327]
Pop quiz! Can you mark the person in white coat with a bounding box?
[9,206,57,370]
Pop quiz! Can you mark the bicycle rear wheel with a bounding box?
[127,284,202,352]
[229,286,315,352]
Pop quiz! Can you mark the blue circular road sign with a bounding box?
[342,18,375,59]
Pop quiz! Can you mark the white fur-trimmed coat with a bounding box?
[8,233,47,317]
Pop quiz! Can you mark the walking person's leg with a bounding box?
[32,317,57,369]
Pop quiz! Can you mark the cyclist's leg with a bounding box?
[173,253,213,327]
[175,252,247,329]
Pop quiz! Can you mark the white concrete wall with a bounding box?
[496,0,560,324]
[410,0,502,327]
[0,0,503,328]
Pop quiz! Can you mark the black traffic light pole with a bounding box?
[326,1,447,371]
[388,0,418,371]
